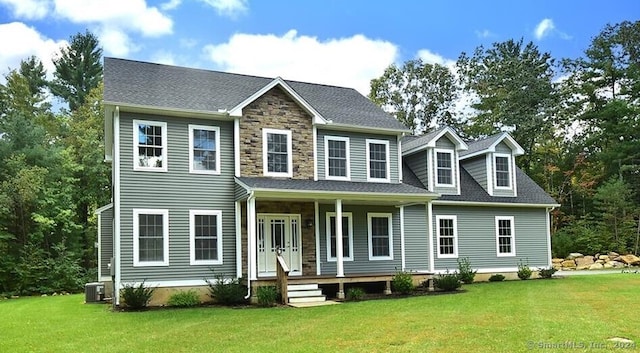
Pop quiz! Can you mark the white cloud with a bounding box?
[534,18,555,40]
[416,49,456,69]
[161,0,181,10]
[475,29,493,39]
[203,30,397,95]
[180,38,198,49]
[0,0,50,20]
[96,27,139,57]
[199,0,247,18]
[150,50,177,66]
[0,22,66,81]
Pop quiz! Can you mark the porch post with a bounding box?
[335,199,344,278]
[248,196,257,280]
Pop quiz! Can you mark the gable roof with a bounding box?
[459,132,525,159]
[401,126,468,155]
[103,57,408,132]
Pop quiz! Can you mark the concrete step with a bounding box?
[288,289,323,298]
[287,283,318,291]
[289,295,326,304]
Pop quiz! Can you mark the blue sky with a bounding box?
[0,0,638,94]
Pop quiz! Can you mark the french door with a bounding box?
[257,214,302,276]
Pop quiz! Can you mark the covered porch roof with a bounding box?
[235,177,439,204]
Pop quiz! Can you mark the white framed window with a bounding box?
[436,215,458,258]
[326,212,353,261]
[262,128,292,177]
[435,149,454,187]
[324,136,350,180]
[133,209,169,267]
[133,120,167,172]
[366,139,390,182]
[494,153,512,189]
[189,125,220,174]
[495,216,516,257]
[189,210,223,265]
[368,212,393,260]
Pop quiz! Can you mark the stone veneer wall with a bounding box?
[241,201,316,277]
[239,86,314,179]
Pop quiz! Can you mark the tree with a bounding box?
[19,56,48,96]
[369,59,459,134]
[50,30,103,111]
[456,39,557,173]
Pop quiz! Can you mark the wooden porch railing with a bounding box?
[276,253,290,304]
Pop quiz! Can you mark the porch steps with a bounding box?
[287,283,326,304]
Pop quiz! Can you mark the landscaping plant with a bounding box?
[538,267,557,279]
[434,270,462,291]
[121,281,155,309]
[167,290,200,308]
[517,260,532,280]
[256,286,278,307]
[392,270,415,294]
[206,274,247,305]
[488,274,506,282]
[346,287,366,301]
[457,257,477,284]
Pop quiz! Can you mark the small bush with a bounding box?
[206,274,247,305]
[457,257,477,284]
[392,270,415,294]
[121,281,155,309]
[434,271,461,292]
[538,267,557,279]
[167,290,200,307]
[517,260,532,280]
[346,287,365,301]
[488,274,505,282]
[256,286,278,307]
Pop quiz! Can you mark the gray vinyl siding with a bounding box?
[99,207,114,278]
[317,129,400,183]
[435,137,454,148]
[234,182,248,201]
[495,142,511,153]
[403,204,430,272]
[318,204,401,274]
[432,205,549,271]
[119,112,237,282]
[404,152,427,189]
[432,137,458,195]
[462,156,487,191]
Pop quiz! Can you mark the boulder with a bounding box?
[603,262,614,269]
[575,256,594,267]
[596,260,605,264]
[561,259,576,268]
[552,258,564,264]
[598,255,610,261]
[576,265,590,270]
[552,263,563,270]
[608,252,620,258]
[567,253,584,260]
[589,263,604,270]
[618,254,640,265]
[609,261,625,268]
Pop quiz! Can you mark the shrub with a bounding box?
[457,257,477,284]
[517,260,532,280]
[206,274,247,305]
[392,270,415,294]
[121,281,155,309]
[538,267,557,279]
[346,287,366,301]
[167,290,200,307]
[433,271,461,291]
[256,286,278,307]
[488,274,505,282]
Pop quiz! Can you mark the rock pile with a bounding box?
[552,252,640,271]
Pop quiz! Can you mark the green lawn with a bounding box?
[2,274,639,353]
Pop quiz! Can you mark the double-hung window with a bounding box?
[435,149,454,186]
[324,136,350,180]
[189,210,223,265]
[368,213,393,260]
[326,212,353,261]
[133,209,169,266]
[366,139,390,182]
[436,215,458,258]
[263,128,292,177]
[189,125,220,174]
[494,154,512,189]
[134,120,167,171]
[495,216,515,257]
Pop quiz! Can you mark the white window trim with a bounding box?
[324,135,351,181]
[188,124,221,175]
[133,209,169,267]
[365,139,391,183]
[367,212,394,260]
[495,216,516,257]
[434,148,455,187]
[494,153,513,190]
[436,215,458,258]
[133,120,167,172]
[325,212,354,262]
[189,210,223,265]
[262,128,293,177]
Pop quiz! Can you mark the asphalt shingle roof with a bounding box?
[401,127,446,153]
[237,177,434,195]
[104,57,407,131]
[459,133,504,158]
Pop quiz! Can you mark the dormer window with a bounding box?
[494,153,512,189]
[435,149,454,186]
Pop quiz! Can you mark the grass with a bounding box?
[1,274,639,353]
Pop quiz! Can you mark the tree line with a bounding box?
[370,20,640,258]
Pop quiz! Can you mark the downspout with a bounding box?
[244,191,255,300]
[546,206,556,268]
